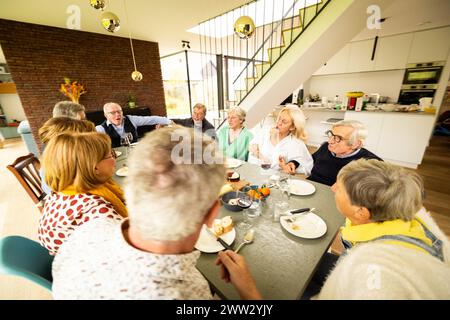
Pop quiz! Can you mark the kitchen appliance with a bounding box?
[398,84,437,105]
[402,61,444,85]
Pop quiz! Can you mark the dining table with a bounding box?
[113,146,345,300]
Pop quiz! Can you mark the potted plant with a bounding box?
[127,94,137,108]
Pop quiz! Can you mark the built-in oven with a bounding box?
[398,84,437,105]
[402,61,444,85]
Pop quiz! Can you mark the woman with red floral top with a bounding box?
[39,132,126,254]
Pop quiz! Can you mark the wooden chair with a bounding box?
[7,153,46,212]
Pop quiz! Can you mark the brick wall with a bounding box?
[0,19,166,148]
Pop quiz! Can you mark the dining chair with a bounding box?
[0,235,54,291]
[7,153,46,212]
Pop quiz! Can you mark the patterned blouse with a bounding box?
[52,218,213,300]
[38,193,123,255]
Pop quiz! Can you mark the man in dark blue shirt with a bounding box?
[308,120,382,186]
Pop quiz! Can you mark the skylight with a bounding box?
[187,0,322,38]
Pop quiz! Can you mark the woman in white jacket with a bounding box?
[248,105,313,175]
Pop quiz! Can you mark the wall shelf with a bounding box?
[0,83,17,94]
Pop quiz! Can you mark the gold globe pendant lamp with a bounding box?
[234,16,255,39]
[123,0,142,81]
[90,0,106,10]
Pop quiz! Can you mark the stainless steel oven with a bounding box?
[398,84,437,105]
[402,61,444,85]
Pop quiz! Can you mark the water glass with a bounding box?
[273,202,289,222]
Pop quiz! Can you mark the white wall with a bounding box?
[308,70,405,102]
[0,94,26,122]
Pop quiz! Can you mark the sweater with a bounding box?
[318,210,450,299]
[217,125,253,161]
[308,142,382,186]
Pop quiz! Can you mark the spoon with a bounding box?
[235,229,255,253]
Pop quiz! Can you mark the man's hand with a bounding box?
[279,156,296,174]
[215,250,262,300]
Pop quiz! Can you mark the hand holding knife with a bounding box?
[205,228,233,251]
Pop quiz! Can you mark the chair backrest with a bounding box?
[0,235,54,291]
[7,153,46,209]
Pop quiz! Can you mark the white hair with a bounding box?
[228,106,247,122]
[125,127,226,242]
[103,102,122,113]
[333,120,368,145]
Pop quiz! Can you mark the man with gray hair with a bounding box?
[173,103,217,139]
[96,102,170,147]
[307,120,381,186]
[51,127,260,300]
[52,101,86,120]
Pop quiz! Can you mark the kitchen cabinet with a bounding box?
[407,27,450,63]
[313,44,350,75]
[376,113,435,165]
[347,40,375,73]
[374,33,413,70]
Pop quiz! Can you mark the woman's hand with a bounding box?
[249,144,260,158]
[215,250,262,300]
[279,156,296,174]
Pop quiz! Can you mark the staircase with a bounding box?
[197,0,394,128]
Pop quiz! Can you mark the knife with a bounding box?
[290,207,311,214]
[205,228,233,251]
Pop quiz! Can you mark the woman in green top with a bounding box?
[217,107,253,161]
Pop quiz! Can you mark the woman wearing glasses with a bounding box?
[307,120,382,186]
[39,132,126,254]
[248,105,313,175]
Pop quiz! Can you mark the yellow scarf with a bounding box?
[61,180,128,218]
[341,217,432,255]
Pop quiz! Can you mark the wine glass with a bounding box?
[120,135,131,156]
[260,155,272,176]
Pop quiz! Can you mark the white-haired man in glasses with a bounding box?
[307,120,382,186]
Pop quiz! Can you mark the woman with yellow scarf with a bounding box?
[39,132,127,255]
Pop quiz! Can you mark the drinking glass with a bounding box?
[237,195,253,230]
[120,135,131,156]
[260,155,272,176]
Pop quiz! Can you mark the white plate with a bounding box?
[225,158,243,169]
[116,166,129,177]
[288,179,316,196]
[280,212,327,239]
[194,224,236,253]
[130,142,138,147]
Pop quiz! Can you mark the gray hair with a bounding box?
[193,103,207,114]
[53,101,85,119]
[125,127,226,241]
[103,102,122,113]
[333,120,368,145]
[338,159,424,222]
[228,106,246,122]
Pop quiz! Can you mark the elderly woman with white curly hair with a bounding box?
[51,127,260,300]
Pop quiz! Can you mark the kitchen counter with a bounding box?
[301,106,435,116]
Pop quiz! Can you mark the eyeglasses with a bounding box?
[103,150,117,160]
[325,130,349,143]
[107,110,123,115]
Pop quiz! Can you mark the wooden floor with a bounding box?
[416,135,450,237]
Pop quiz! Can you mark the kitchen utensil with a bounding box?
[235,229,255,253]
[205,227,233,251]
[290,207,315,214]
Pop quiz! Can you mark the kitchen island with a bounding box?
[302,107,436,169]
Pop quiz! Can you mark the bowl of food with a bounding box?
[220,191,247,212]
